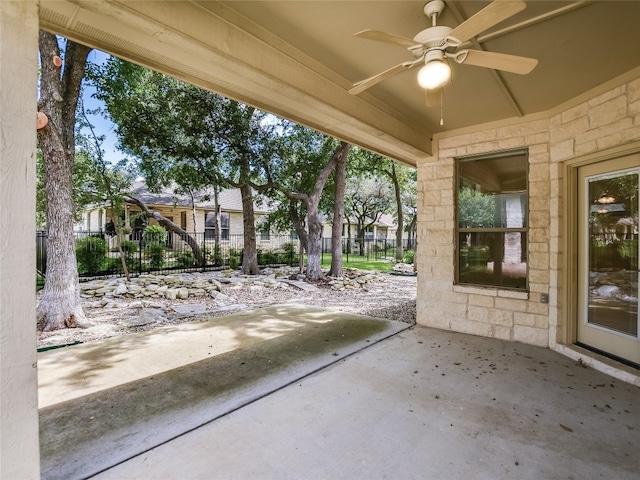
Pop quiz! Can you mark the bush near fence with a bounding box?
[36,231,414,284]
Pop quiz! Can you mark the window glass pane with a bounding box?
[221,212,229,228]
[459,155,527,228]
[205,211,215,229]
[458,232,527,289]
[457,151,528,289]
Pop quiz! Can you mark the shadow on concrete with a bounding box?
[39,305,409,480]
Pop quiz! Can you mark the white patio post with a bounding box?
[0,1,41,478]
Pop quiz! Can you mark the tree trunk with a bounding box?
[36,32,92,331]
[328,147,347,277]
[213,185,221,264]
[289,202,308,252]
[391,163,404,262]
[127,197,206,266]
[304,142,351,280]
[109,202,131,281]
[239,183,260,274]
[356,219,366,256]
[305,205,324,279]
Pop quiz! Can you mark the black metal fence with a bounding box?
[321,237,416,262]
[36,231,415,284]
[37,231,302,278]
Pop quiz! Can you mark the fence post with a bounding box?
[138,235,143,274]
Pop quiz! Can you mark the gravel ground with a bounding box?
[37,271,417,350]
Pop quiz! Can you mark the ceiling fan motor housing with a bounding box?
[411,25,452,57]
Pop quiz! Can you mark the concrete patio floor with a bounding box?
[39,305,638,480]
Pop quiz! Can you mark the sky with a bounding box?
[81,49,122,165]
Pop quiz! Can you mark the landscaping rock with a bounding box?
[172,304,208,316]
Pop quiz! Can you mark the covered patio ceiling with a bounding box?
[39,1,640,165]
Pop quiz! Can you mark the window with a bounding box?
[258,217,270,241]
[456,150,528,289]
[205,211,230,240]
[180,211,187,230]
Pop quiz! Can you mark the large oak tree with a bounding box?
[36,33,92,331]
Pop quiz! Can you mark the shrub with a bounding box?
[145,243,166,269]
[76,236,108,274]
[403,250,415,264]
[280,242,297,256]
[120,240,138,254]
[176,250,195,267]
[213,244,222,265]
[142,225,168,245]
[229,256,239,270]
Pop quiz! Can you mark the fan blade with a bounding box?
[349,60,421,95]
[454,49,537,75]
[447,1,526,44]
[354,29,420,48]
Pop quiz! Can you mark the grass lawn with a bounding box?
[319,253,395,272]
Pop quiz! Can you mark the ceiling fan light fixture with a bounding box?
[417,59,451,89]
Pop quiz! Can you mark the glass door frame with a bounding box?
[562,141,640,366]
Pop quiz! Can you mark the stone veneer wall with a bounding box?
[416,74,640,347]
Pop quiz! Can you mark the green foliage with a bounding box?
[213,244,222,265]
[120,239,138,254]
[458,187,496,228]
[280,242,297,257]
[403,250,415,264]
[142,225,168,244]
[176,250,196,267]
[319,254,394,272]
[229,256,240,270]
[76,235,108,274]
[144,243,165,269]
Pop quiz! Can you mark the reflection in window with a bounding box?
[456,151,528,289]
[205,211,230,240]
[587,168,638,337]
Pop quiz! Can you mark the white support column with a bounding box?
[0,1,41,478]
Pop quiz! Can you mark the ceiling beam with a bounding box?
[38,0,434,165]
[446,1,524,117]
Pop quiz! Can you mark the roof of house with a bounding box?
[128,180,273,214]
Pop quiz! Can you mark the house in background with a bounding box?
[321,213,414,253]
[77,180,276,242]
[78,181,409,249]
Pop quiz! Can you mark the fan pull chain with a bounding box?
[439,88,444,126]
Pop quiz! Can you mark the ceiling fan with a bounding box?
[348,0,538,98]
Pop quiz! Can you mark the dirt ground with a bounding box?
[37,272,417,350]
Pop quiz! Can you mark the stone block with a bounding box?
[529,252,549,270]
[164,288,177,300]
[514,312,548,329]
[550,138,574,162]
[513,325,548,346]
[587,86,624,107]
[450,318,493,337]
[494,297,527,312]
[550,115,589,144]
[489,309,514,327]
[467,306,490,322]
[468,294,495,308]
[528,163,549,182]
[628,77,640,102]
[527,301,549,315]
[497,290,528,300]
[493,326,512,341]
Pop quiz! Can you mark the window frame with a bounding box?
[455,149,530,291]
[205,211,230,240]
